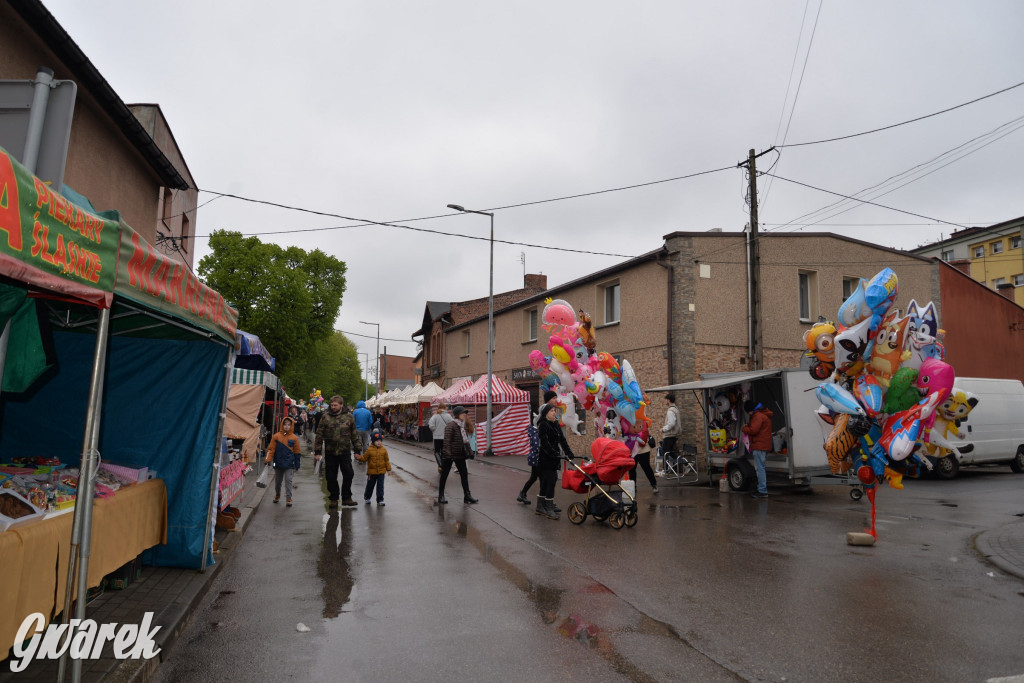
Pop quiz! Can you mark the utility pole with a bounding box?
[745,148,765,370]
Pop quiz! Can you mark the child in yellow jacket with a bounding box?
[358,433,392,506]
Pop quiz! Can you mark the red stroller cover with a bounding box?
[589,438,634,484]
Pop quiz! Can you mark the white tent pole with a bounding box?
[200,343,235,572]
[58,305,111,683]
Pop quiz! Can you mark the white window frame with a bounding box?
[991,241,1004,255]
[993,277,1007,288]
[601,281,621,325]
[1010,235,1021,250]
[973,246,985,259]
[523,308,538,342]
[798,270,817,322]
[940,249,955,261]
[841,276,858,300]
[461,330,470,357]
[1014,274,1024,287]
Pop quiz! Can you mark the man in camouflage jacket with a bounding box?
[314,395,361,508]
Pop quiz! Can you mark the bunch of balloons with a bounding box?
[805,268,978,535]
[527,298,651,453]
[309,389,325,411]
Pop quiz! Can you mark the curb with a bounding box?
[975,520,1024,582]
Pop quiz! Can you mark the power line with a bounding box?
[763,172,972,229]
[762,0,823,212]
[769,112,1024,232]
[340,329,418,344]
[779,78,1024,148]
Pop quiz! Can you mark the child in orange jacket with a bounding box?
[358,434,391,506]
[265,416,302,507]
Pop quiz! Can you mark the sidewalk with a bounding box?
[5,434,1022,680]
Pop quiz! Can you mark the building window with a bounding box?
[993,277,1006,288]
[602,282,620,325]
[798,270,817,321]
[991,241,1004,255]
[179,212,190,256]
[461,330,470,357]
[842,277,859,300]
[1014,274,1024,287]
[1011,236,1021,250]
[523,308,538,342]
[162,188,173,222]
[940,250,954,261]
[973,246,985,259]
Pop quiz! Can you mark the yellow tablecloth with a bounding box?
[0,479,167,651]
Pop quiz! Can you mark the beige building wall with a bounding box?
[0,6,183,256]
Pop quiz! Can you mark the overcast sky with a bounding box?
[41,0,1024,382]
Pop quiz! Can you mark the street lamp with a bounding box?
[359,352,370,401]
[360,321,380,396]
[447,203,494,457]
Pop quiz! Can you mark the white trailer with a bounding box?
[650,368,834,491]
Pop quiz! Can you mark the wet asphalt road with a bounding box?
[156,440,1024,683]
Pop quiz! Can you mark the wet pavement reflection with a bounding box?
[319,510,354,618]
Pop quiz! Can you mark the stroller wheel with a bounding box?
[608,511,626,530]
[624,510,638,528]
[567,502,587,525]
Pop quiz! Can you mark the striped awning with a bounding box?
[452,374,529,405]
[231,368,279,389]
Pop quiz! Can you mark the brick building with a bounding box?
[0,0,197,267]
[432,231,1003,456]
[412,274,548,388]
[378,353,417,391]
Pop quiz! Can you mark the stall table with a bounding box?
[0,479,168,651]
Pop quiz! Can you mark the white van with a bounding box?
[930,377,1024,479]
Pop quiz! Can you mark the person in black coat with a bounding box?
[438,406,478,505]
[535,403,574,520]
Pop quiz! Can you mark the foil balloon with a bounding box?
[853,374,885,418]
[816,382,866,416]
[866,313,911,387]
[884,367,919,414]
[833,317,873,381]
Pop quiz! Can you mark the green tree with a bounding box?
[280,331,370,405]
[198,231,347,368]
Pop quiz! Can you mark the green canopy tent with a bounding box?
[0,146,238,651]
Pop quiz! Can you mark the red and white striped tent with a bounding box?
[451,375,530,456]
[430,378,472,406]
[451,374,529,405]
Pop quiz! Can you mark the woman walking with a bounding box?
[438,406,478,505]
[536,403,573,520]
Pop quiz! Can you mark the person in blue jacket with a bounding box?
[352,400,374,453]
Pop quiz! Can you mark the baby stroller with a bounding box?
[562,437,638,529]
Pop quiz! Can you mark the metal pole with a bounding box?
[486,212,494,456]
[22,67,54,174]
[375,329,380,396]
[58,305,110,683]
[200,343,235,571]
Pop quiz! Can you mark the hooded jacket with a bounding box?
[742,407,774,451]
[267,418,302,469]
[537,404,573,470]
[360,442,392,475]
[352,400,373,431]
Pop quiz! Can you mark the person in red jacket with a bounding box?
[742,399,774,499]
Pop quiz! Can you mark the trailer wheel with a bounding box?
[608,511,625,530]
[849,487,863,502]
[934,454,960,480]
[1010,447,1024,474]
[624,510,638,527]
[567,502,587,525]
[727,460,755,491]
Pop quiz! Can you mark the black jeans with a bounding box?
[432,439,444,468]
[520,466,540,495]
[363,473,385,502]
[662,436,678,458]
[438,457,470,496]
[630,451,658,487]
[325,452,354,501]
[539,468,557,498]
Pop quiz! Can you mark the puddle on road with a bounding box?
[432,502,739,681]
[318,511,355,619]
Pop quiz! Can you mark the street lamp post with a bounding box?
[360,321,380,396]
[359,352,369,401]
[447,203,494,456]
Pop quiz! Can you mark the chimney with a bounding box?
[524,273,547,291]
[949,259,971,276]
[997,283,1016,301]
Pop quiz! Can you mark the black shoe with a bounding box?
[552,504,562,514]
[464,495,479,504]
[751,492,768,499]
[328,500,338,509]
[438,495,448,505]
[516,492,531,505]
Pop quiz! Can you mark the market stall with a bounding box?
[413,382,444,441]
[430,378,472,406]
[449,375,530,455]
[0,146,238,650]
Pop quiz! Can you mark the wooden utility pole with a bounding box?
[746,148,764,370]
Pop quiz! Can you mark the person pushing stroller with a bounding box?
[535,403,574,520]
